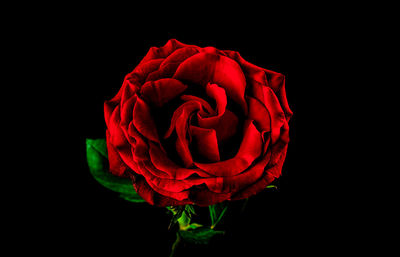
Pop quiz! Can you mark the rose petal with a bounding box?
[120,78,139,107]
[197,83,227,127]
[107,105,125,147]
[106,105,145,174]
[132,97,160,142]
[106,129,128,177]
[269,120,290,166]
[213,55,248,114]
[175,145,272,197]
[120,94,137,126]
[138,39,188,66]
[128,122,150,162]
[231,172,276,201]
[188,189,231,207]
[173,52,217,85]
[261,87,286,144]
[194,120,262,176]
[148,142,213,179]
[134,176,192,206]
[104,85,123,129]
[231,145,288,200]
[190,126,220,162]
[199,46,228,56]
[195,84,239,141]
[136,162,190,201]
[163,100,202,167]
[247,96,271,133]
[160,46,200,68]
[134,153,255,204]
[173,52,248,114]
[174,109,194,167]
[180,95,215,116]
[202,148,271,194]
[206,83,226,114]
[129,58,164,85]
[262,133,271,155]
[140,78,187,107]
[164,101,201,139]
[224,50,292,119]
[145,47,200,82]
[213,109,239,141]
[136,161,205,193]
[273,75,293,121]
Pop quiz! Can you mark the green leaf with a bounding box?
[119,193,146,203]
[209,201,228,229]
[167,205,196,230]
[266,184,278,190]
[178,227,224,245]
[86,138,145,203]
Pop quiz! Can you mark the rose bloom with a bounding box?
[104,39,292,206]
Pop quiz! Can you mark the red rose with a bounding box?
[104,39,292,207]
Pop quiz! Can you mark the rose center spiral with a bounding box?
[150,82,243,167]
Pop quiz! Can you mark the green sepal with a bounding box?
[167,205,196,229]
[266,184,278,190]
[86,138,145,203]
[178,227,225,245]
[167,206,185,229]
[208,201,228,229]
[184,205,196,219]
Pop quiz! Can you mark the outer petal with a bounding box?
[128,122,150,162]
[264,70,293,120]
[247,96,271,133]
[136,161,191,201]
[128,58,164,86]
[106,129,128,177]
[140,78,187,107]
[107,105,126,148]
[138,39,189,66]
[183,139,272,195]
[148,142,213,179]
[106,105,142,175]
[269,119,290,166]
[133,176,192,206]
[189,189,231,207]
[132,97,160,143]
[160,46,200,69]
[145,47,199,82]
[136,138,270,204]
[224,50,292,120]
[261,87,286,144]
[231,145,288,200]
[104,84,124,129]
[120,94,137,127]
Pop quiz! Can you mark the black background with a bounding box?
[13,8,359,256]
